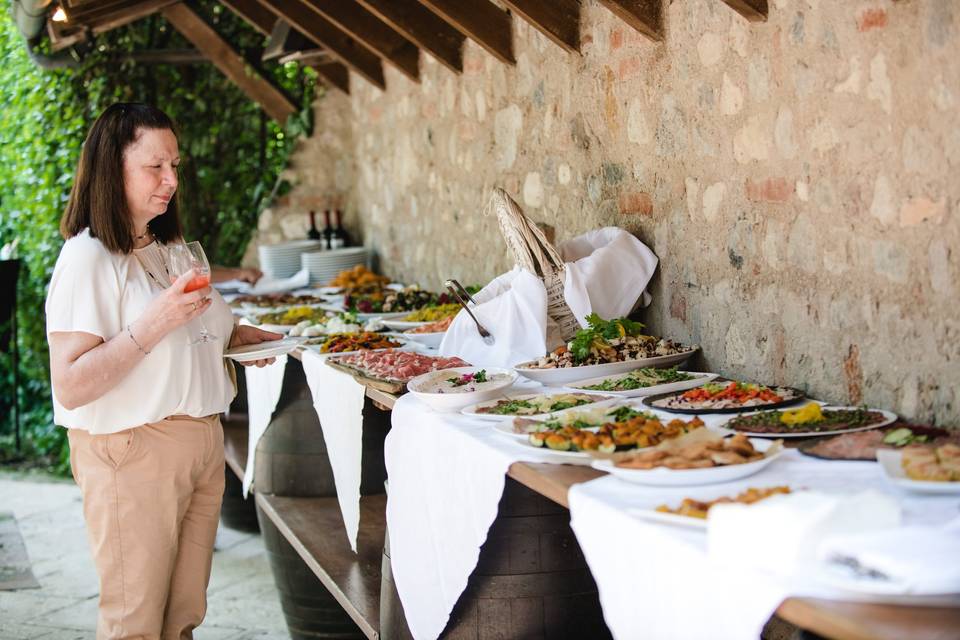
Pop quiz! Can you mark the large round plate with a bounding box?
[223,338,302,363]
[627,508,707,530]
[641,386,805,414]
[876,449,960,495]
[492,422,604,462]
[462,393,617,422]
[513,349,698,386]
[591,439,782,486]
[566,371,718,398]
[725,407,897,438]
[382,319,429,331]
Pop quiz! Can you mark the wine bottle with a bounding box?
[332,210,350,248]
[307,210,321,241]
[322,210,334,250]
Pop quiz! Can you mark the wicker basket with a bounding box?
[486,188,581,343]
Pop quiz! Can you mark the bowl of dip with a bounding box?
[407,367,518,412]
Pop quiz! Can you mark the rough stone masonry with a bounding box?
[247,0,960,425]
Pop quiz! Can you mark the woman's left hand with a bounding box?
[229,325,284,368]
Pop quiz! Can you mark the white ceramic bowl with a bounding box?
[407,367,517,412]
[403,331,444,349]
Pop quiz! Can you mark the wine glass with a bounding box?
[168,241,218,345]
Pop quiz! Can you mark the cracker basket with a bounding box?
[486,187,582,343]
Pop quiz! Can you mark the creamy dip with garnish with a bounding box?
[418,369,513,394]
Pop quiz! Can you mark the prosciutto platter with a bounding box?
[327,349,469,385]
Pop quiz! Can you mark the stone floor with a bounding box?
[0,472,289,639]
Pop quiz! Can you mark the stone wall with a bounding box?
[251,0,960,425]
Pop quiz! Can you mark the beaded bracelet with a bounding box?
[126,324,150,355]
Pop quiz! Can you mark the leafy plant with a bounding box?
[569,314,647,364]
[0,3,317,472]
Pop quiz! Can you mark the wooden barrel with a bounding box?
[380,478,612,639]
[219,466,260,533]
[253,357,388,496]
[255,357,389,639]
[257,504,365,639]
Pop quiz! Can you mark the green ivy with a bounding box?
[0,2,317,472]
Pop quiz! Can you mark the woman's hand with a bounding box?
[229,324,284,367]
[131,269,212,351]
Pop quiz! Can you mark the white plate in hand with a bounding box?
[223,338,302,363]
[565,371,717,398]
[591,438,783,486]
[876,449,960,494]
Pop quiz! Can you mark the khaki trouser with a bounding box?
[68,415,225,640]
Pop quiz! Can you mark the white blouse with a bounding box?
[45,229,236,434]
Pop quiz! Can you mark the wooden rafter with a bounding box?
[596,0,663,42]
[258,0,386,90]
[501,0,580,54]
[417,0,514,65]
[310,61,350,95]
[720,0,768,22]
[355,0,464,74]
[301,0,420,82]
[161,3,297,123]
[219,0,278,36]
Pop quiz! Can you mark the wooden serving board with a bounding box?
[325,360,408,395]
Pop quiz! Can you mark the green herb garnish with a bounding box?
[568,314,648,364]
[583,367,695,391]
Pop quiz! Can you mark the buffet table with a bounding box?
[227,347,960,640]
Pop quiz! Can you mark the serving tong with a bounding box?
[444,279,494,345]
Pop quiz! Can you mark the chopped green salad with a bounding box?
[582,366,695,391]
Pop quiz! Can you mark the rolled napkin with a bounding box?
[707,490,901,578]
[816,517,960,595]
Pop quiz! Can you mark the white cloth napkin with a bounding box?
[567,450,959,640]
[301,350,367,552]
[708,490,902,579]
[817,517,960,595]
[384,390,581,640]
[245,268,311,295]
[242,355,288,495]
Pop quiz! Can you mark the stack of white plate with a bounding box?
[258,240,324,278]
[301,247,369,285]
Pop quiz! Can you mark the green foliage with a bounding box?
[0,2,317,471]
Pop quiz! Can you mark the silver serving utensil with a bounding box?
[444,279,494,345]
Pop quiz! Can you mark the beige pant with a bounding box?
[68,415,225,640]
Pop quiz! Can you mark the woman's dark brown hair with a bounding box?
[60,103,182,254]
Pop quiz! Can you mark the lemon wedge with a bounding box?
[780,402,824,425]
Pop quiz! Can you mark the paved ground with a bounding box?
[0,472,289,639]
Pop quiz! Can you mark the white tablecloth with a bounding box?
[242,355,288,495]
[385,387,580,640]
[301,350,367,552]
[568,451,959,640]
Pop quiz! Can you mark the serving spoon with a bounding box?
[444,279,495,345]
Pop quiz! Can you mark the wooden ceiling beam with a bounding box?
[219,0,278,36]
[88,0,182,35]
[355,0,464,74]
[416,0,514,65]
[258,0,386,90]
[310,61,350,95]
[501,0,580,54]
[719,0,768,22]
[161,3,297,123]
[596,0,663,42]
[301,0,420,83]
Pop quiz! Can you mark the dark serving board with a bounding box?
[641,386,806,414]
[325,360,408,394]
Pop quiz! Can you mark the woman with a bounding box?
[46,103,281,639]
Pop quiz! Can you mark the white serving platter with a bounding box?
[513,349,698,386]
[382,319,430,331]
[591,438,783,486]
[223,338,303,363]
[403,331,445,349]
[461,392,618,422]
[565,371,718,398]
[725,407,898,439]
[876,449,960,495]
